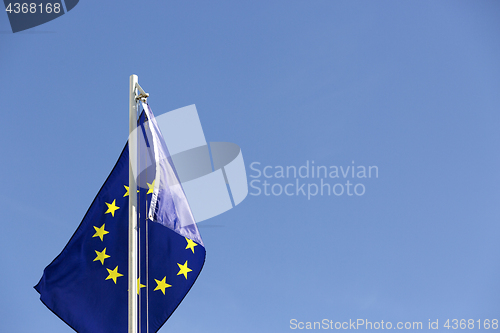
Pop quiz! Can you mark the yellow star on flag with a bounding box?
[105,266,123,284]
[137,278,146,295]
[147,180,155,194]
[127,278,147,294]
[105,199,120,217]
[154,276,172,295]
[92,224,109,241]
[177,260,192,279]
[185,237,198,254]
[123,185,139,197]
[93,248,110,265]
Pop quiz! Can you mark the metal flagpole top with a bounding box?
[133,75,149,103]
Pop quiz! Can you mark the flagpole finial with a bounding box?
[134,81,149,103]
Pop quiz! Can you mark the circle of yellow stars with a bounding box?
[90,182,199,295]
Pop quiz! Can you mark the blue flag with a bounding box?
[35,104,205,332]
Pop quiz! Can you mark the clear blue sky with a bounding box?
[1,1,500,332]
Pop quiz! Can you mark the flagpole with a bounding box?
[128,74,139,333]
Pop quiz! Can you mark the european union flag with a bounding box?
[35,103,205,332]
